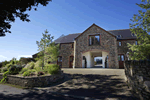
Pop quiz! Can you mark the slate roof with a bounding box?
[107,29,137,40]
[54,33,81,43]
[54,29,137,43]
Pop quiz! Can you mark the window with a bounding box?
[118,55,120,61]
[121,55,124,61]
[72,43,74,48]
[117,35,121,38]
[58,56,62,62]
[135,41,138,45]
[57,56,62,67]
[119,41,121,46]
[89,35,100,46]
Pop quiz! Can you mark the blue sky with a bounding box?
[0,0,145,62]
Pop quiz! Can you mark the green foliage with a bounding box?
[22,70,32,76]
[129,0,150,60]
[19,57,35,65]
[0,71,10,83]
[34,59,43,70]
[5,63,13,69]
[19,68,28,74]
[0,0,51,36]
[36,29,55,69]
[48,64,60,75]
[1,67,8,73]
[8,65,22,75]
[45,42,60,63]
[24,61,35,69]
[37,71,44,76]
[43,63,51,74]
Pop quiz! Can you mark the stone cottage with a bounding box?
[33,23,137,69]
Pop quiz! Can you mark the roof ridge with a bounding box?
[68,33,81,35]
[107,29,130,31]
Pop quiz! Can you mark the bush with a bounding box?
[37,71,44,76]
[48,64,60,75]
[43,63,51,74]
[9,65,22,75]
[0,70,10,83]
[1,67,8,73]
[24,62,35,69]
[19,68,28,74]
[23,70,32,76]
[5,63,12,69]
[34,59,43,69]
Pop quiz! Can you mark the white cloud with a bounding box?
[0,55,8,62]
[0,55,7,59]
[17,55,32,60]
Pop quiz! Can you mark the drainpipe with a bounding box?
[73,40,76,69]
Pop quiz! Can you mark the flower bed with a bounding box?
[0,70,64,88]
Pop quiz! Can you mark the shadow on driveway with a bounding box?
[35,73,140,100]
[0,73,140,100]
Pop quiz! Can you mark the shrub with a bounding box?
[34,59,43,69]
[19,68,28,74]
[5,63,12,69]
[23,70,32,76]
[1,67,8,73]
[43,64,52,74]
[0,70,10,83]
[48,64,60,75]
[8,65,22,75]
[37,71,44,76]
[24,62,35,69]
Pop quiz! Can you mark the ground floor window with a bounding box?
[57,56,62,67]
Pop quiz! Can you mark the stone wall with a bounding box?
[117,40,136,60]
[0,71,64,88]
[124,60,150,100]
[59,43,74,68]
[75,24,119,68]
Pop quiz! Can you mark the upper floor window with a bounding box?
[117,35,122,38]
[89,35,100,46]
[119,41,121,46]
[135,41,138,45]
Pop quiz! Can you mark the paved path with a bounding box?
[0,84,83,100]
[33,68,139,100]
[0,68,140,100]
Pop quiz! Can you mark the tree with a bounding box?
[128,0,150,60]
[0,0,51,37]
[45,42,60,64]
[36,29,54,69]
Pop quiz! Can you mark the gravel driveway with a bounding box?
[33,68,140,100]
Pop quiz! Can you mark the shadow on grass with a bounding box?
[0,73,140,100]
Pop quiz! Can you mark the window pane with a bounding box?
[118,55,120,61]
[121,55,124,61]
[119,42,121,46]
[95,36,100,44]
[89,36,94,45]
